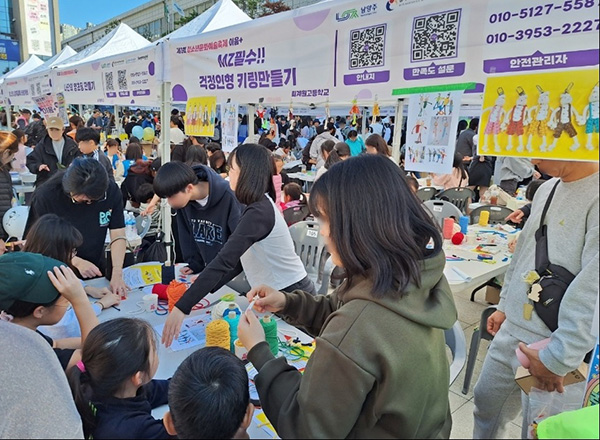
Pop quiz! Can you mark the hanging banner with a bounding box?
[185,96,217,137]
[478,69,599,161]
[221,101,239,152]
[167,0,599,105]
[52,46,161,106]
[32,92,68,121]
[405,91,463,174]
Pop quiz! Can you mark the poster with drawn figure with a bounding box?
[405,91,463,174]
[154,315,209,352]
[221,102,239,152]
[479,69,599,161]
[185,97,217,137]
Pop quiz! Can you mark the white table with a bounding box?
[287,172,316,192]
[13,184,35,201]
[87,278,311,439]
[282,160,302,170]
[443,224,514,294]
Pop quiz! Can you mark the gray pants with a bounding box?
[473,324,530,439]
[284,275,317,296]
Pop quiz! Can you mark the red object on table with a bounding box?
[452,232,465,245]
[152,284,169,301]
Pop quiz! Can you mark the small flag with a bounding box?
[173,2,185,16]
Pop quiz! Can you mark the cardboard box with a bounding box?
[515,363,588,395]
[485,285,501,305]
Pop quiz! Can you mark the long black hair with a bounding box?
[453,152,468,183]
[309,155,442,298]
[228,144,276,205]
[67,318,157,439]
[325,142,350,170]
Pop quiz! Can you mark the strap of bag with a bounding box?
[534,181,560,274]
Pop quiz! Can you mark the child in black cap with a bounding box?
[0,252,99,370]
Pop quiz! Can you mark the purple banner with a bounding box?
[404,62,466,81]
[483,49,599,73]
[343,70,390,86]
[118,91,131,98]
[106,92,117,98]
[133,90,151,97]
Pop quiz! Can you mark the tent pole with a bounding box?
[391,99,404,164]
[160,80,173,265]
[247,104,255,141]
[115,105,121,134]
[362,107,368,137]
[6,103,12,128]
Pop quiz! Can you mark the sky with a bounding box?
[59,0,150,27]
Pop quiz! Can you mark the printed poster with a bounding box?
[185,96,217,137]
[479,69,599,161]
[221,101,239,152]
[32,93,68,122]
[405,91,464,174]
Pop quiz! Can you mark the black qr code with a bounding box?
[349,24,386,70]
[118,70,128,90]
[104,72,114,91]
[411,9,461,63]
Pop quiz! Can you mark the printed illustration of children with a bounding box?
[548,83,580,152]
[412,119,427,144]
[526,86,552,153]
[482,88,507,153]
[503,87,529,152]
[577,82,599,151]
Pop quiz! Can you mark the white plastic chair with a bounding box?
[423,200,463,228]
[288,220,334,295]
[445,321,467,386]
[2,206,30,241]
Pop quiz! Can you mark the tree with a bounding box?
[233,0,263,19]
[104,20,120,35]
[174,10,200,28]
[259,0,291,17]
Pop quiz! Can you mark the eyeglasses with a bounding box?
[70,192,107,205]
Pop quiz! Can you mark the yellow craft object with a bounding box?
[206,319,230,350]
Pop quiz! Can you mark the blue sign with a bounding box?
[0,39,20,63]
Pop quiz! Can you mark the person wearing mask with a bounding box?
[310,122,338,169]
[75,127,115,181]
[25,158,128,296]
[456,118,479,165]
[24,113,46,147]
[26,117,80,187]
[15,109,31,130]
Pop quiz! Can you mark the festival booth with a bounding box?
[0,55,44,111]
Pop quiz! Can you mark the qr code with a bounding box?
[411,9,461,63]
[104,72,114,91]
[349,24,386,70]
[118,70,128,90]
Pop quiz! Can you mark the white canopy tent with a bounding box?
[0,56,45,106]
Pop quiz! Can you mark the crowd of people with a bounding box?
[0,104,597,440]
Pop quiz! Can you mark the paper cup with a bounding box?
[142,294,158,313]
[234,339,248,360]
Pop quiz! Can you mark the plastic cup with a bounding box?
[142,294,158,313]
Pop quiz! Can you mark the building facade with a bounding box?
[60,23,81,43]
[62,0,321,52]
[0,0,18,73]
[11,0,61,62]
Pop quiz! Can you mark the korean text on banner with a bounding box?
[479,69,599,161]
[168,0,599,104]
[32,93,68,122]
[405,91,463,174]
[221,102,239,152]
[185,97,217,137]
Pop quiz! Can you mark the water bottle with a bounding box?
[125,213,136,241]
[310,164,316,175]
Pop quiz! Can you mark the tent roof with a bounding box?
[2,55,45,80]
[14,46,77,78]
[55,23,151,68]
[161,0,251,41]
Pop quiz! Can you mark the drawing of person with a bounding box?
[482,88,507,153]
[503,87,529,152]
[577,82,599,151]
[548,83,580,152]
[526,86,552,153]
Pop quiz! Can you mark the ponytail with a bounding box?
[325,142,351,170]
[283,182,306,205]
[67,366,96,439]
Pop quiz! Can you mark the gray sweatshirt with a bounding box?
[0,321,84,439]
[498,174,599,376]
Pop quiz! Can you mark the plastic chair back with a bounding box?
[437,187,475,214]
[445,321,467,386]
[283,204,311,227]
[288,220,329,284]
[2,206,29,241]
[416,187,438,202]
[470,205,514,225]
[423,200,463,228]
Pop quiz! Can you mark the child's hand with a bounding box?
[85,286,112,299]
[180,266,194,276]
[48,266,88,305]
[97,292,121,310]
[506,209,525,224]
[238,309,266,352]
[246,285,286,314]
